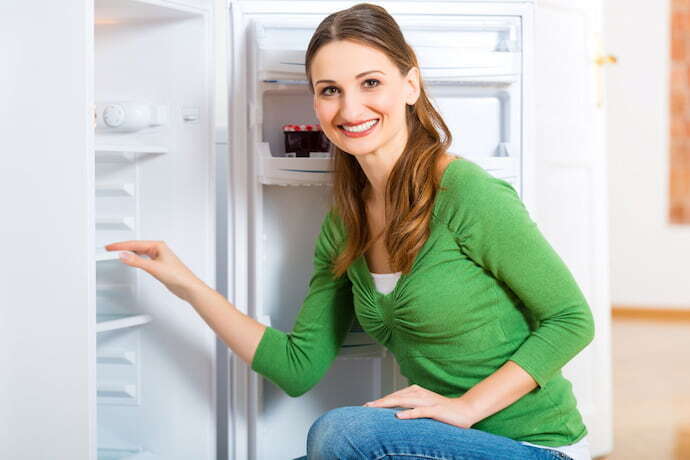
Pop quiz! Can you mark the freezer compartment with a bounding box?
[259,47,520,82]
[254,15,521,83]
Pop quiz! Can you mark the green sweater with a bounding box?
[251,158,595,447]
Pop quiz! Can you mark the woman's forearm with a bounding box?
[457,360,538,425]
[184,280,267,367]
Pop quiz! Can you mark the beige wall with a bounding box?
[605,0,690,308]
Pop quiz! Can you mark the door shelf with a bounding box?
[96,314,152,333]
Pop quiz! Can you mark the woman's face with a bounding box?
[310,39,420,159]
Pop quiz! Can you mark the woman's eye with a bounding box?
[363,79,380,88]
[320,86,339,96]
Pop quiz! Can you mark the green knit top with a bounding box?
[251,158,595,447]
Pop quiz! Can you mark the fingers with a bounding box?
[364,384,439,408]
[118,250,157,274]
[364,384,423,405]
[105,240,164,258]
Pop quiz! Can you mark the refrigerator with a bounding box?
[1,0,612,459]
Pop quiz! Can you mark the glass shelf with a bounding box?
[96,314,152,333]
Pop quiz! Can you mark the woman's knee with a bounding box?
[307,406,377,459]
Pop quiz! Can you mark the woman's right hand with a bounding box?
[105,240,204,302]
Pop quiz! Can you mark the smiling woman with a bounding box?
[247,3,595,460]
[304,5,454,278]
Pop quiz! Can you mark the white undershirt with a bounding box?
[369,270,592,460]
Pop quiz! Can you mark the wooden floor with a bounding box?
[605,316,690,459]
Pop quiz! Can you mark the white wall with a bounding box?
[605,0,690,308]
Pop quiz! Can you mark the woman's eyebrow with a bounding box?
[314,70,385,86]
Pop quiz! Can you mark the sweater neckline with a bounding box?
[355,157,463,299]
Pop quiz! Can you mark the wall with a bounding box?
[605,0,690,308]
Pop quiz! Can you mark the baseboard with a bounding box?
[612,305,690,321]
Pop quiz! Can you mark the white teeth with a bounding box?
[341,119,378,133]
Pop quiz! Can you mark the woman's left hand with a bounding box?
[363,384,478,429]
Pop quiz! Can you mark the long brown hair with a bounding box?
[305,3,452,278]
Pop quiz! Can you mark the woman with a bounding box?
[106,3,594,459]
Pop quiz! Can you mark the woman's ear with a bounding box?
[405,66,421,106]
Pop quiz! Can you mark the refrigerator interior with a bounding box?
[94,1,215,458]
[237,11,523,459]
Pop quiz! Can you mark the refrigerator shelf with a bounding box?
[96,183,135,197]
[258,142,333,186]
[258,144,517,187]
[96,217,135,231]
[97,350,137,365]
[96,314,152,333]
[95,144,168,162]
[95,0,202,23]
[97,382,137,400]
[96,251,124,262]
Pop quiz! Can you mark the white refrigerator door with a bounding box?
[0,1,95,459]
[1,1,218,459]
[526,0,613,457]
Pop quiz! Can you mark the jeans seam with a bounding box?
[341,429,369,459]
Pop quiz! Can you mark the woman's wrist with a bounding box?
[181,276,211,304]
[451,396,482,427]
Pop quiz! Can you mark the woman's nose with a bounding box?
[339,91,366,122]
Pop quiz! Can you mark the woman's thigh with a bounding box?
[303,406,570,460]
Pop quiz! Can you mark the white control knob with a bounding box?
[95,102,167,133]
[102,104,126,128]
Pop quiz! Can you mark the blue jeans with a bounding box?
[293,406,573,460]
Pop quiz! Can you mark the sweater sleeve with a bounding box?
[441,161,595,389]
[250,210,355,397]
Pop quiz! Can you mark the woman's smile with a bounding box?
[338,118,380,137]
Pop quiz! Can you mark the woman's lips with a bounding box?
[337,118,379,138]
